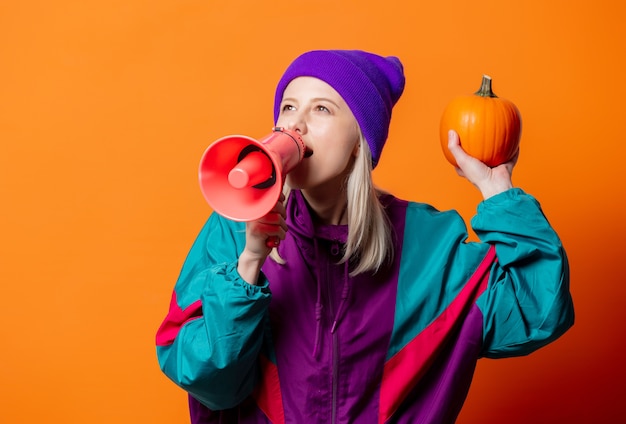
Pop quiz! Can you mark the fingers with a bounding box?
[446,129,516,199]
[259,194,288,238]
[255,210,288,240]
[447,129,472,171]
[245,195,288,254]
[447,129,461,154]
[448,129,520,171]
[507,147,520,168]
[447,129,479,178]
[272,193,287,220]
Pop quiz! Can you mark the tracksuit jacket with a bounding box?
[156,188,574,423]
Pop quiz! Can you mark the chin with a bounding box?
[285,169,309,189]
[285,179,307,190]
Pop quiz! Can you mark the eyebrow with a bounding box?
[282,96,342,109]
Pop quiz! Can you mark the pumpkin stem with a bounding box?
[475,74,498,98]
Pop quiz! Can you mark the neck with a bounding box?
[301,188,348,226]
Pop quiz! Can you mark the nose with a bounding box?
[282,112,306,135]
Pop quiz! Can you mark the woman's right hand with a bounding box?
[447,130,516,200]
[237,194,287,285]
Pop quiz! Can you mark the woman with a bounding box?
[156,50,574,423]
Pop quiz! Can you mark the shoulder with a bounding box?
[205,212,246,233]
[380,192,465,228]
[193,212,247,256]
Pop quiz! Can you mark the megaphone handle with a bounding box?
[266,236,280,248]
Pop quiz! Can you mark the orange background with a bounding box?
[1,1,624,423]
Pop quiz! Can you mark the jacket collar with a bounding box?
[286,189,349,243]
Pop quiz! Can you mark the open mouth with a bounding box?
[304,147,314,158]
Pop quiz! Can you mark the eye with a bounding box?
[315,104,331,113]
[281,104,296,112]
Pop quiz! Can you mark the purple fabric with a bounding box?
[189,395,266,423]
[258,190,406,422]
[390,305,484,424]
[273,50,405,168]
[188,305,483,424]
[187,191,485,423]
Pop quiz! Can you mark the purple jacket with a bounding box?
[156,189,574,423]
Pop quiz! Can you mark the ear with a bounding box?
[352,138,361,158]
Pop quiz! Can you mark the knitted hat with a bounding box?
[273,50,405,168]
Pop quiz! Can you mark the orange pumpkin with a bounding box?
[440,75,522,167]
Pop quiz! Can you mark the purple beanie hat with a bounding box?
[273,50,405,168]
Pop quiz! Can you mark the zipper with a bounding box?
[332,329,339,424]
[327,242,339,424]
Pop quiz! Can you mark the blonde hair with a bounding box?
[270,134,393,276]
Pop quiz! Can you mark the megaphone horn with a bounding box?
[198,127,306,223]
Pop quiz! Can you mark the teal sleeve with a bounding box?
[473,188,574,358]
[156,213,271,410]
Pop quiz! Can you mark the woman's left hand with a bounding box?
[447,129,518,200]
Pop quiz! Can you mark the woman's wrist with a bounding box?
[480,181,514,200]
[237,249,267,285]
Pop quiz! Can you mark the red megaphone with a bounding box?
[198,127,306,222]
